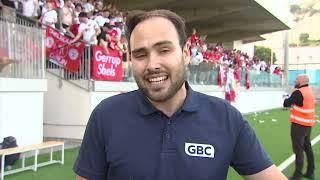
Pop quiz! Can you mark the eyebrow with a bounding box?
[131,40,174,54]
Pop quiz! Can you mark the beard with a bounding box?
[294,82,300,89]
[134,59,187,103]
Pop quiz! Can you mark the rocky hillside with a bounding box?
[289,0,320,44]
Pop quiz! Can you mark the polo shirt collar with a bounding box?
[137,81,199,115]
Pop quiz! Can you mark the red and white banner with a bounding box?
[91,45,122,81]
[45,26,85,72]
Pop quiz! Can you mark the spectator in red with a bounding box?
[107,22,119,49]
[234,64,241,85]
[66,18,80,38]
[273,67,282,75]
[190,28,198,44]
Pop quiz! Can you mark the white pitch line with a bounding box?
[278,134,320,171]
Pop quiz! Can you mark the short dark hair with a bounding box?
[126,9,187,51]
[78,12,87,18]
[75,3,83,9]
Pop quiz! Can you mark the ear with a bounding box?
[183,43,190,65]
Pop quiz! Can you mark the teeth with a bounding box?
[149,76,167,83]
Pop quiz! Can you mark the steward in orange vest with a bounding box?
[283,74,315,180]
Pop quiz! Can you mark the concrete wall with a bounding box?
[0,78,47,146]
[44,79,285,140]
[94,82,285,114]
[43,73,91,139]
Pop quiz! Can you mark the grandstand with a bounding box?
[1,0,319,179]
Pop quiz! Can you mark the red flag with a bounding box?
[45,26,85,72]
[91,45,123,81]
[245,68,250,90]
[217,64,226,87]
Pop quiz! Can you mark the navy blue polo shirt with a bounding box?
[74,82,272,180]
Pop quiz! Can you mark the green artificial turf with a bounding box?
[227,105,320,179]
[4,105,320,180]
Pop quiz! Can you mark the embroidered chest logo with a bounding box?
[185,143,215,158]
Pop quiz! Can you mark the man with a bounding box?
[40,1,57,28]
[21,0,38,18]
[61,0,73,30]
[74,10,286,180]
[70,12,100,45]
[94,9,110,27]
[283,74,315,180]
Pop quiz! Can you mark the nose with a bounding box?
[146,52,161,71]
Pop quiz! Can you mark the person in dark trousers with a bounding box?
[283,74,315,180]
[73,10,287,180]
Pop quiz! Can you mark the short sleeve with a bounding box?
[78,24,84,34]
[73,108,108,179]
[230,120,273,175]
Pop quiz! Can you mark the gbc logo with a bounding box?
[185,143,215,158]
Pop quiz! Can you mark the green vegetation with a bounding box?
[298,33,320,46]
[254,46,277,64]
[227,105,320,179]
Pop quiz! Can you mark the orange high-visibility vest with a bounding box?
[290,86,315,127]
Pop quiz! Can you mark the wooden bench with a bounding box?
[0,141,64,180]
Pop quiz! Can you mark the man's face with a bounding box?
[130,17,189,102]
[65,0,71,7]
[103,11,110,18]
[79,17,87,23]
[76,5,82,11]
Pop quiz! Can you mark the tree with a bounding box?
[272,52,277,64]
[254,46,277,64]
[299,33,309,44]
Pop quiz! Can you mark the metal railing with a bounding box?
[275,63,320,86]
[186,64,283,88]
[0,6,45,79]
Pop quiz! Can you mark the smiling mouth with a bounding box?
[147,75,168,84]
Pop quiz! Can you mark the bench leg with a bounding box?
[1,155,5,180]
[33,150,38,172]
[50,147,53,163]
[22,154,25,168]
[61,144,64,165]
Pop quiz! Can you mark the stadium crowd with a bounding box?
[0,0,283,84]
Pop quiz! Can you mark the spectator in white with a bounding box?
[115,10,123,23]
[40,1,58,28]
[83,0,93,13]
[95,9,110,27]
[70,12,100,45]
[21,0,39,18]
[61,0,74,30]
[189,44,203,84]
[260,60,267,71]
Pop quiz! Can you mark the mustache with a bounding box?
[144,69,168,78]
